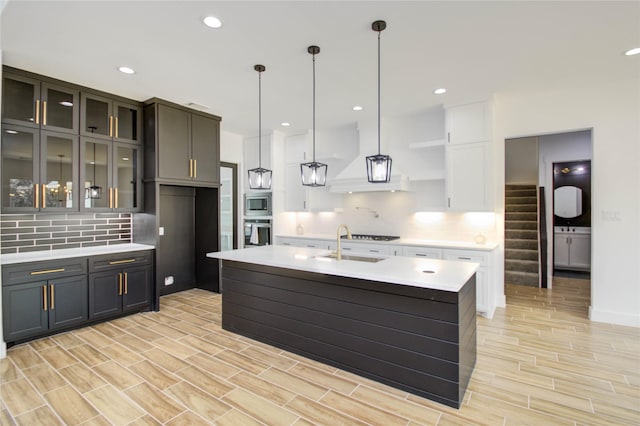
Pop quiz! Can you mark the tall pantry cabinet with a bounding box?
[135,99,221,299]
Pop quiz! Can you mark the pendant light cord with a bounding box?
[377,29,381,156]
[312,51,316,162]
[258,69,262,168]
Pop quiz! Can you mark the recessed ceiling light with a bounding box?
[625,47,640,56]
[118,66,135,74]
[59,101,73,107]
[352,106,363,111]
[5,130,18,134]
[203,16,222,28]
[281,122,290,127]
[122,157,129,161]
[434,88,447,95]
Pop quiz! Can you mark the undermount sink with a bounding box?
[316,253,385,263]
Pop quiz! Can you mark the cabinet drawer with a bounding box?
[340,242,394,256]
[401,246,444,259]
[89,250,153,273]
[2,258,87,286]
[444,250,488,266]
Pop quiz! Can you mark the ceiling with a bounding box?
[1,1,638,138]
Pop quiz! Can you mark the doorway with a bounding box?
[220,162,238,251]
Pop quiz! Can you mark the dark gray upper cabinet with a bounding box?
[2,71,79,134]
[145,100,220,186]
[81,93,142,145]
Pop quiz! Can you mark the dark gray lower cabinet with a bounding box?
[2,275,88,342]
[89,265,152,320]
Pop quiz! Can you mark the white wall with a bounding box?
[220,129,244,250]
[494,78,640,327]
[538,130,592,185]
[505,136,538,185]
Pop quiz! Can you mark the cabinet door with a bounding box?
[48,276,88,330]
[1,73,40,128]
[113,101,142,144]
[285,163,306,211]
[157,104,191,180]
[191,114,219,184]
[122,266,152,312]
[569,234,591,270]
[81,93,113,139]
[113,143,141,211]
[41,131,79,211]
[446,102,491,145]
[474,267,488,313]
[446,143,487,211]
[554,235,570,268]
[41,83,79,134]
[80,139,111,210]
[2,281,48,342]
[89,271,122,319]
[1,125,39,211]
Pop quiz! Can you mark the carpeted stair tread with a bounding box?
[505,270,539,286]
[506,196,538,205]
[505,220,537,230]
[505,248,538,261]
[505,189,537,197]
[506,229,538,240]
[505,204,537,213]
[506,212,537,221]
[506,259,539,273]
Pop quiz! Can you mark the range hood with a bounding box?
[329,120,410,193]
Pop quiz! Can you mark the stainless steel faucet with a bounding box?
[336,224,352,260]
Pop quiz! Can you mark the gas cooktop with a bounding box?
[341,234,400,241]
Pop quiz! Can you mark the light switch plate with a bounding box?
[159,227,165,236]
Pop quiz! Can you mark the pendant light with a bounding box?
[300,45,328,187]
[366,20,392,183]
[85,142,102,199]
[248,64,272,190]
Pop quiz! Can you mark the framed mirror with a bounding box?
[554,185,582,218]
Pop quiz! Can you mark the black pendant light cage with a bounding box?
[248,64,273,190]
[366,20,392,183]
[85,140,103,200]
[301,45,328,187]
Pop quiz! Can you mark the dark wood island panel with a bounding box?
[220,260,476,408]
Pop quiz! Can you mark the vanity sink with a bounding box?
[316,253,385,263]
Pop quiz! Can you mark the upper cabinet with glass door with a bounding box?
[81,93,142,144]
[2,72,79,134]
[1,124,79,212]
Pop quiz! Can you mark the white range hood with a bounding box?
[329,120,410,193]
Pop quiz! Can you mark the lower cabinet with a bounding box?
[89,252,153,320]
[444,249,490,315]
[2,249,153,345]
[2,271,88,342]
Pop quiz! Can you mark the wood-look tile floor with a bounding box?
[1,277,639,425]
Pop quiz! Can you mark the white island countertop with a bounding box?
[1,243,155,265]
[208,245,479,293]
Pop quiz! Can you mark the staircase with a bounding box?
[505,185,540,287]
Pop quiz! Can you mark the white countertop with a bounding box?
[276,234,498,251]
[1,243,155,265]
[208,245,479,292]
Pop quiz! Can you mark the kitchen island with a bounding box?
[207,245,478,408]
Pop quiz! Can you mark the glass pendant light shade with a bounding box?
[249,64,272,190]
[248,167,272,190]
[366,154,392,183]
[300,161,327,186]
[85,142,103,199]
[367,20,392,184]
[301,45,328,187]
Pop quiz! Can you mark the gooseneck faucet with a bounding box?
[336,224,352,260]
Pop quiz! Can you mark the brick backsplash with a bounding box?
[0,213,132,254]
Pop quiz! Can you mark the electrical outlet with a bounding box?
[164,276,174,286]
[159,227,165,236]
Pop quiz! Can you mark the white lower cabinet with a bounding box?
[339,242,395,257]
[401,246,444,259]
[276,237,331,250]
[554,229,590,271]
[444,249,490,316]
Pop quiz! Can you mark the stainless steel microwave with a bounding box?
[245,192,272,216]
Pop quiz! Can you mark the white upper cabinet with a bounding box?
[445,101,492,145]
[445,101,493,211]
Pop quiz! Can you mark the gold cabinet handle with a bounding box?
[193,159,197,179]
[42,184,46,209]
[34,183,39,208]
[35,99,40,124]
[108,259,135,265]
[43,101,47,126]
[118,273,123,295]
[42,286,47,311]
[124,272,128,295]
[189,159,193,178]
[50,284,55,310]
[115,117,119,138]
[108,188,113,209]
[109,116,113,137]
[30,268,65,276]
[115,187,118,209]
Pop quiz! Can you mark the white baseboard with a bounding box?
[589,306,640,328]
[0,342,6,359]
